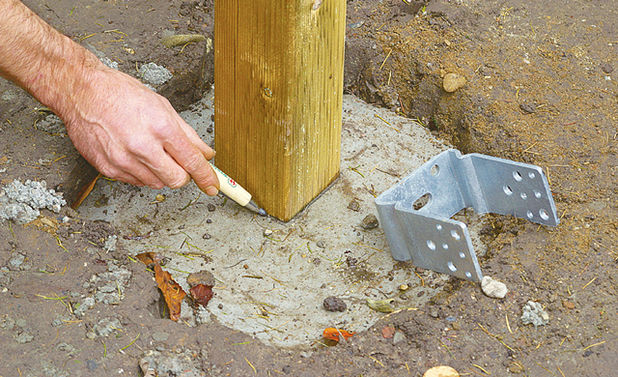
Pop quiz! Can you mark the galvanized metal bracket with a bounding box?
[375,149,559,282]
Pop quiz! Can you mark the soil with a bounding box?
[0,0,616,376]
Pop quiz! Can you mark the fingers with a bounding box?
[178,119,215,160]
[163,133,220,196]
[140,151,191,189]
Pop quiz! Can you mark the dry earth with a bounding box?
[0,0,616,376]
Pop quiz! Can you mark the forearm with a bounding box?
[0,0,102,116]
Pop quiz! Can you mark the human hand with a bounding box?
[61,65,219,195]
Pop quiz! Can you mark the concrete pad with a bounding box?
[78,93,483,348]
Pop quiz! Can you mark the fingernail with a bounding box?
[205,186,218,196]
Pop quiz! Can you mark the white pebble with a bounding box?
[481,276,508,299]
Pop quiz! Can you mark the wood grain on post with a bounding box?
[214,0,346,221]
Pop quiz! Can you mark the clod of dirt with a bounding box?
[392,331,406,345]
[423,365,459,377]
[361,214,379,229]
[186,270,215,287]
[14,331,34,344]
[481,276,508,299]
[0,180,66,224]
[562,300,575,310]
[323,296,347,312]
[7,253,25,271]
[139,62,173,86]
[35,113,66,135]
[519,102,537,114]
[442,73,466,93]
[207,203,216,212]
[521,300,549,328]
[86,317,123,339]
[601,62,614,74]
[140,349,206,377]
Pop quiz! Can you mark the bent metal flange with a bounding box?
[376,149,559,282]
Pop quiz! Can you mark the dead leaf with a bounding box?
[366,298,395,313]
[161,34,206,48]
[154,264,186,321]
[323,327,355,342]
[135,252,158,266]
[189,284,213,307]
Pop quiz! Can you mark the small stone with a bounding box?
[206,218,212,224]
[207,203,216,212]
[562,300,575,310]
[399,284,409,291]
[521,300,550,327]
[218,303,223,309]
[423,365,459,377]
[15,319,26,328]
[392,331,406,345]
[152,331,169,342]
[202,233,211,240]
[14,332,34,344]
[481,276,508,299]
[601,62,613,74]
[263,229,273,237]
[186,270,215,288]
[206,126,213,133]
[323,296,347,312]
[442,73,466,93]
[316,240,326,248]
[155,194,166,202]
[86,360,98,371]
[381,326,395,339]
[360,214,379,230]
[8,253,25,270]
[519,102,536,114]
[347,199,360,212]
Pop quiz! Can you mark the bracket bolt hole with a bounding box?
[427,240,436,251]
[459,251,466,259]
[520,192,527,200]
[503,185,513,195]
[513,171,523,181]
[526,210,534,219]
[451,230,461,240]
[436,224,443,231]
[465,271,472,278]
[447,261,457,272]
[534,190,542,199]
[430,164,440,176]
[539,208,549,221]
[442,243,449,250]
[528,172,536,179]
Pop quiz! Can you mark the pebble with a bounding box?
[86,360,98,371]
[392,331,406,345]
[206,218,213,224]
[207,203,216,212]
[423,366,459,377]
[316,240,326,249]
[399,284,409,291]
[323,296,347,312]
[601,62,614,74]
[263,229,273,237]
[206,126,213,133]
[562,300,575,310]
[360,214,379,230]
[442,73,466,93]
[8,253,25,270]
[521,300,549,327]
[481,276,508,299]
[202,233,211,239]
[519,102,536,114]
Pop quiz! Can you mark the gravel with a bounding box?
[521,300,550,327]
[35,114,66,135]
[0,180,66,224]
[139,62,173,86]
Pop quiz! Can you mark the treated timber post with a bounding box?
[214,0,346,221]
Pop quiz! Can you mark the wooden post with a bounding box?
[214,0,346,221]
